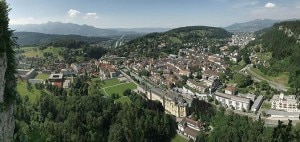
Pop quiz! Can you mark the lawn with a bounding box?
[250,68,289,87]
[35,73,50,80]
[261,102,272,109]
[171,134,188,142]
[256,52,272,61]
[93,78,120,88]
[115,96,131,104]
[105,82,137,96]
[19,46,64,59]
[17,81,41,103]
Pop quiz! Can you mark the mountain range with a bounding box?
[224,19,281,33]
[10,22,170,37]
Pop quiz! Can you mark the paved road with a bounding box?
[239,64,289,91]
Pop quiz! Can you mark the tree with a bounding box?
[123,89,131,96]
[27,82,33,92]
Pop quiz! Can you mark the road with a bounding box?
[239,64,289,91]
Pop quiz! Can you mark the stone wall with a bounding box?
[0,53,14,142]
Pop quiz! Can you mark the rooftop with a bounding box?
[215,92,250,103]
[49,73,63,79]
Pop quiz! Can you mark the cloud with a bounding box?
[84,12,100,19]
[68,9,81,18]
[265,2,276,8]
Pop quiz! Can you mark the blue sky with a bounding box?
[6,0,300,28]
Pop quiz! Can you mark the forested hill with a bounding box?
[113,26,232,57]
[251,20,300,91]
[14,32,111,46]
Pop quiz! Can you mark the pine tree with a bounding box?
[0,1,17,141]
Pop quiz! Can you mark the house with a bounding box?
[251,95,264,112]
[225,86,237,95]
[178,117,204,141]
[186,79,209,93]
[48,73,64,87]
[215,92,250,111]
[271,93,300,112]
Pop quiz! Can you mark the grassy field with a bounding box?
[250,68,289,87]
[261,102,272,109]
[35,73,50,80]
[231,60,247,72]
[104,82,137,96]
[92,78,120,88]
[17,81,41,103]
[94,78,137,102]
[256,52,272,61]
[171,134,188,142]
[18,46,64,59]
[115,96,131,104]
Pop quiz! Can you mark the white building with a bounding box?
[215,92,250,111]
[251,95,264,112]
[271,93,300,112]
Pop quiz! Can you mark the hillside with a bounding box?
[225,19,280,33]
[14,32,113,46]
[113,26,232,57]
[250,20,300,92]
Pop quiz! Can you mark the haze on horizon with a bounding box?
[7,0,300,28]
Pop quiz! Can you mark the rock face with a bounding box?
[0,53,14,142]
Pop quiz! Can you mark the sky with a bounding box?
[6,0,300,28]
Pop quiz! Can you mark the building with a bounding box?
[48,73,64,87]
[63,80,71,89]
[267,110,300,120]
[17,69,37,80]
[271,93,300,112]
[178,117,204,141]
[28,79,43,84]
[215,92,250,111]
[225,86,237,95]
[186,79,209,93]
[251,95,264,112]
[147,88,188,118]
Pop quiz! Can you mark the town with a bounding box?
[14,31,300,141]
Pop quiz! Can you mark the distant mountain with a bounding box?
[225,19,281,33]
[110,28,171,33]
[113,26,232,57]
[14,32,111,46]
[10,22,140,37]
[10,22,169,37]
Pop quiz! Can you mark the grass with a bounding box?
[17,81,41,103]
[171,134,188,142]
[18,46,64,60]
[250,68,289,87]
[93,78,137,103]
[35,73,50,80]
[93,78,120,88]
[261,102,272,109]
[169,37,182,44]
[256,52,272,61]
[231,60,247,72]
[115,96,131,104]
[105,82,137,96]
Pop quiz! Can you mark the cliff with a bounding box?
[0,1,16,141]
[0,53,14,142]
